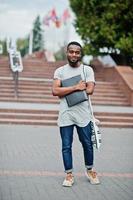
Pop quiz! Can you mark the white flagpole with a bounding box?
[29,30,33,55]
[66,21,70,43]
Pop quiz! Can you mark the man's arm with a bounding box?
[52,79,86,97]
[86,82,95,95]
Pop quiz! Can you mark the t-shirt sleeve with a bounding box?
[53,67,62,80]
[85,66,95,83]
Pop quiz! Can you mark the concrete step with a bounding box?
[0,91,127,99]
[1,83,121,91]
[0,97,129,106]
[4,96,129,105]
[0,58,130,107]
[0,108,132,128]
[0,90,126,98]
[0,80,126,92]
[0,72,12,76]
[0,112,57,120]
[97,115,133,123]
[0,94,129,102]
[0,112,132,122]
[0,86,125,94]
[91,100,129,106]
[0,85,123,92]
[0,119,132,127]
[0,78,124,88]
[1,89,126,99]
[100,121,133,128]
[0,87,125,97]
[0,118,57,126]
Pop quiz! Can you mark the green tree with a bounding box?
[0,39,8,55]
[32,15,44,52]
[55,46,67,60]
[69,0,133,66]
[16,37,29,57]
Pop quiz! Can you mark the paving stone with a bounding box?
[0,125,133,200]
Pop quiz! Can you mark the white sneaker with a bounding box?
[62,173,74,187]
[86,169,100,185]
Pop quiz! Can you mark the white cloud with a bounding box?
[0,3,9,12]
[0,9,35,40]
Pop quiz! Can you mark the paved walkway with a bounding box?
[0,125,133,200]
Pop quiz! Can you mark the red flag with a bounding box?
[50,8,58,23]
[62,9,70,24]
[50,8,61,28]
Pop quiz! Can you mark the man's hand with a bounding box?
[75,80,86,91]
[52,79,86,97]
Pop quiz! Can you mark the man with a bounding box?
[52,41,100,186]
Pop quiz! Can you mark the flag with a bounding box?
[43,8,62,28]
[62,9,71,24]
[50,8,61,28]
[43,10,52,26]
[50,8,58,22]
[55,18,61,28]
[43,15,50,26]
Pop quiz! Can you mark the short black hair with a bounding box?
[67,41,82,50]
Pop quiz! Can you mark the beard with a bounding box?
[67,57,81,67]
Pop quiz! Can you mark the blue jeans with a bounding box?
[60,122,93,173]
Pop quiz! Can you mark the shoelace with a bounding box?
[88,171,97,178]
[66,174,74,181]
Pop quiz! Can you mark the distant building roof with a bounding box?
[82,55,93,65]
[98,55,116,67]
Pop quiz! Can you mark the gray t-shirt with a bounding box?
[54,63,95,127]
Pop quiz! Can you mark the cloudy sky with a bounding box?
[0,0,82,52]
